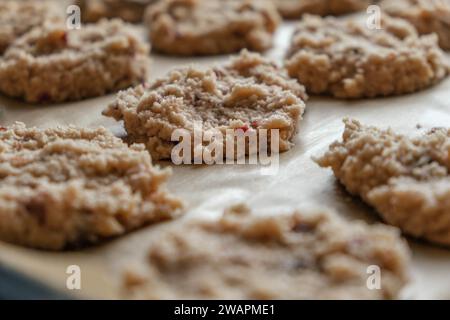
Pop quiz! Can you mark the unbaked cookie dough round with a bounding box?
[122,204,410,299]
[144,0,281,56]
[75,0,156,23]
[0,0,63,54]
[0,19,150,103]
[103,50,307,161]
[275,0,371,19]
[285,15,449,99]
[0,122,183,250]
[316,119,450,247]
[381,0,450,51]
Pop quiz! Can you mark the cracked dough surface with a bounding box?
[75,0,156,23]
[315,119,450,246]
[0,122,183,250]
[122,204,410,300]
[0,0,63,54]
[103,50,307,161]
[144,0,281,56]
[274,0,370,19]
[286,15,449,98]
[0,19,150,104]
[381,0,450,51]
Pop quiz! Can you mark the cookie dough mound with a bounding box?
[0,19,150,104]
[75,0,156,23]
[286,15,449,99]
[144,0,281,56]
[122,205,410,299]
[103,50,307,161]
[381,0,450,51]
[315,119,450,246]
[0,122,183,250]
[0,0,63,54]
[275,0,370,19]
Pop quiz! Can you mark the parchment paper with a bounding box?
[0,22,449,300]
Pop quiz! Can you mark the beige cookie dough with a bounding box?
[285,15,449,99]
[144,0,281,56]
[122,204,410,299]
[0,19,150,104]
[381,0,450,51]
[75,0,156,23]
[275,0,371,19]
[0,0,63,54]
[103,50,307,161]
[315,119,450,246]
[0,122,183,250]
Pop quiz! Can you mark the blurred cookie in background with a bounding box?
[286,15,449,99]
[0,19,150,103]
[381,0,450,51]
[274,0,371,19]
[316,119,450,247]
[0,122,183,250]
[122,204,410,299]
[144,0,281,56]
[0,0,63,54]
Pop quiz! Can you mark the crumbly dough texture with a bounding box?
[275,0,370,19]
[381,0,450,51]
[144,0,281,56]
[315,119,450,246]
[0,0,63,54]
[0,122,183,250]
[0,19,150,104]
[122,204,410,300]
[75,0,156,23]
[103,50,307,161]
[285,15,449,99]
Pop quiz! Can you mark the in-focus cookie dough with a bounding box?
[0,122,183,250]
[122,204,410,299]
[315,119,450,246]
[285,15,449,99]
[0,19,150,104]
[381,0,450,51]
[144,0,281,56]
[0,0,63,54]
[75,0,156,23]
[103,50,307,161]
[275,0,371,19]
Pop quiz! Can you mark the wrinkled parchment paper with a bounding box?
[0,22,450,300]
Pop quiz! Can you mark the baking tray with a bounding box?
[0,21,450,300]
